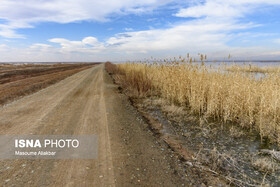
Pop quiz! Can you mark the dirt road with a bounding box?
[0,64,188,186]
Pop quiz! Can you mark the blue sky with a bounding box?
[0,0,280,62]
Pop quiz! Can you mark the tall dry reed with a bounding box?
[116,59,280,144]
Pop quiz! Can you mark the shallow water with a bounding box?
[203,61,280,80]
[205,61,280,67]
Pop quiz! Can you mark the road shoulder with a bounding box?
[103,69,190,186]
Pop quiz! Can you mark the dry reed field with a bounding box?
[110,58,280,144]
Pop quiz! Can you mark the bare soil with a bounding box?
[0,63,97,105]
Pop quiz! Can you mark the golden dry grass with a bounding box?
[252,157,279,173]
[114,59,280,144]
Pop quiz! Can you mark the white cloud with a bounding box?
[275,39,280,44]
[0,18,259,61]
[82,37,100,46]
[175,1,243,19]
[124,28,134,31]
[175,0,280,19]
[47,36,105,54]
[0,18,278,62]
[103,15,259,56]
[0,0,172,38]
[0,44,9,52]
[0,34,279,62]
[29,43,53,49]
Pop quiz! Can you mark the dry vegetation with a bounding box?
[252,157,279,173]
[106,58,280,144]
[226,63,280,73]
[0,63,97,105]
